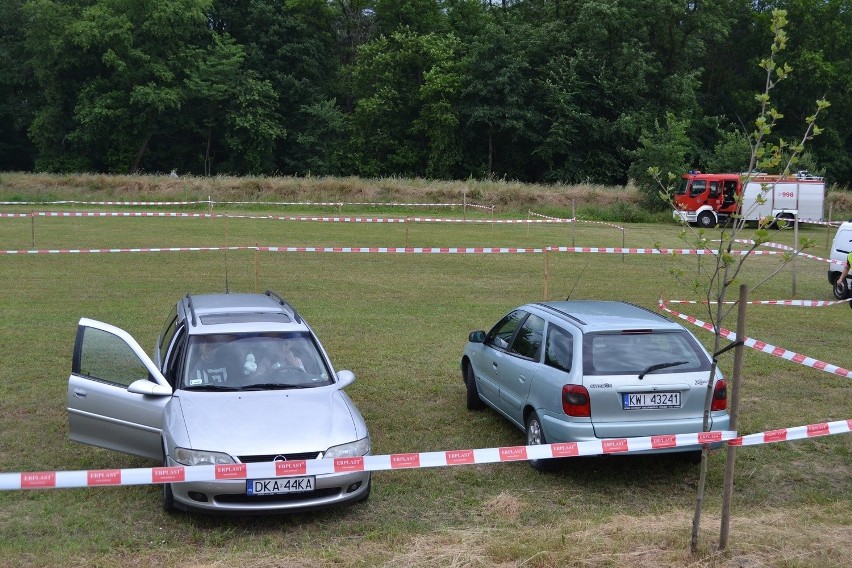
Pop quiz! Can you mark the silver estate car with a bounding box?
[461,301,729,469]
[68,291,371,513]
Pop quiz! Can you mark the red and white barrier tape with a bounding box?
[729,420,851,446]
[35,211,214,218]
[0,199,493,209]
[9,211,597,224]
[545,246,779,256]
[736,238,845,266]
[0,245,791,256]
[0,200,206,206]
[0,430,737,491]
[658,299,852,378]
[3,422,849,491]
[665,298,851,307]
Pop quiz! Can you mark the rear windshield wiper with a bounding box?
[638,361,688,381]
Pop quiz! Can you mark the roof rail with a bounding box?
[534,303,587,326]
[185,293,198,327]
[264,290,302,324]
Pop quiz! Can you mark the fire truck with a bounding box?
[672,171,825,228]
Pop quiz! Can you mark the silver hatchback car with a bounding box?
[461,301,729,469]
[68,291,371,513]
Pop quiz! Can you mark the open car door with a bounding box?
[68,318,172,460]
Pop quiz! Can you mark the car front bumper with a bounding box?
[167,467,371,514]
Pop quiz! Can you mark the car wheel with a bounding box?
[526,412,556,472]
[464,364,485,410]
[834,279,850,300]
[355,477,371,504]
[163,481,176,513]
[697,211,715,229]
[681,450,703,465]
[161,450,176,513]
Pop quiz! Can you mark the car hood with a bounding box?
[169,387,366,457]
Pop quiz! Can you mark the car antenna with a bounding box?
[565,259,591,300]
[223,213,230,293]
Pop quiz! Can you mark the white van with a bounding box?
[829,221,852,298]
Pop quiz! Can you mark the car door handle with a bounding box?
[72,388,87,398]
[518,375,526,383]
[492,362,498,370]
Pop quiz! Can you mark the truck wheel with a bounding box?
[697,211,716,228]
[772,214,795,230]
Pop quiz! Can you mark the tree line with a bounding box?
[1,0,849,196]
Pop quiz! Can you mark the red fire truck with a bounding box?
[672,171,825,228]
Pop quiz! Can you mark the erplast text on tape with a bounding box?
[659,299,852,379]
[0,431,737,491]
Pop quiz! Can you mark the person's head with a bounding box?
[198,335,231,361]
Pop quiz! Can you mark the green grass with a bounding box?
[0,204,849,567]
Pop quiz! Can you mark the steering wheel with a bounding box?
[274,365,306,374]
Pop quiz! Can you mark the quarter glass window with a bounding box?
[544,324,574,373]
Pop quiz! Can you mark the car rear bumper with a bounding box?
[541,412,731,452]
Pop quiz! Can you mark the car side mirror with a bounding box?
[336,369,356,389]
[128,379,172,397]
[468,330,486,343]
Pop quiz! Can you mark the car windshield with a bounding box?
[181,332,332,390]
[582,330,710,376]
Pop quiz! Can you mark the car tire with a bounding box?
[162,449,176,513]
[526,412,557,472]
[163,482,176,513]
[681,450,703,465]
[834,279,850,300]
[696,211,715,229]
[464,364,485,410]
[355,477,371,504]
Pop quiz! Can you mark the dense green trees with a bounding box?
[2,0,850,187]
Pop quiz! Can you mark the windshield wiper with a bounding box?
[181,384,240,391]
[239,383,313,391]
[638,361,688,381]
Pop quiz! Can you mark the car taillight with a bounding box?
[562,385,591,417]
[711,379,727,411]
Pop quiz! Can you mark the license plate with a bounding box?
[246,476,315,496]
[622,392,680,410]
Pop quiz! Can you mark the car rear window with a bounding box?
[582,330,710,376]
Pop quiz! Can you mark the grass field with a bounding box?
[0,195,849,567]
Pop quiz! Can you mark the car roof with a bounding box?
[178,292,308,335]
[530,300,681,333]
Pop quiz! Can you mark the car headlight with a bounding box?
[324,437,371,458]
[172,447,235,466]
